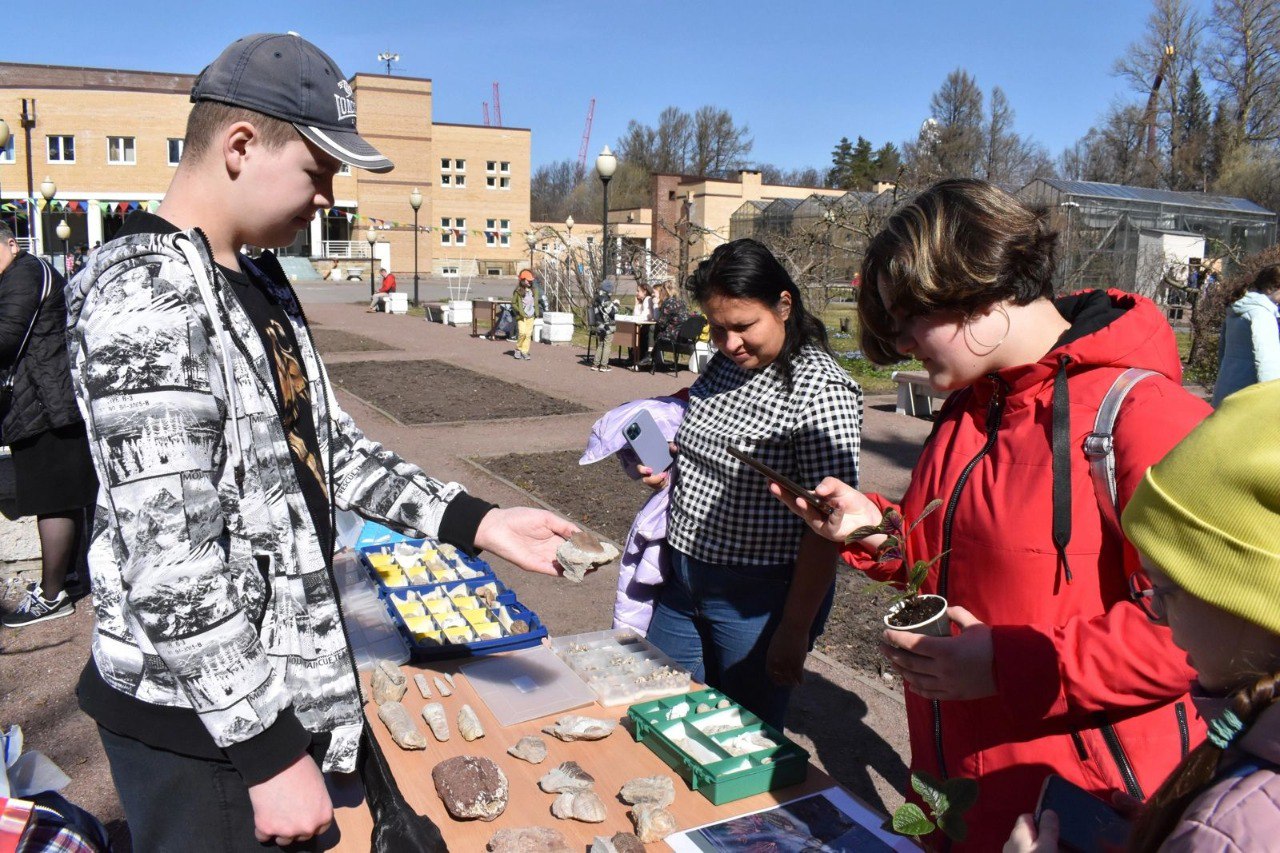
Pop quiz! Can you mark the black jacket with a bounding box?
[0,251,81,443]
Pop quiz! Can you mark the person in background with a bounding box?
[590,278,620,372]
[511,269,541,361]
[639,238,862,731]
[323,259,340,281]
[645,279,691,369]
[0,223,97,628]
[367,266,396,311]
[1211,264,1280,406]
[775,179,1211,850]
[634,281,656,322]
[1005,379,1280,853]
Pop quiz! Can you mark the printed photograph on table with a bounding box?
[668,787,918,852]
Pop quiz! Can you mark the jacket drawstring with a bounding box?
[1051,355,1073,584]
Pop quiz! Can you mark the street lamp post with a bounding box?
[366,228,377,297]
[595,146,616,283]
[38,176,56,257]
[409,187,422,306]
[524,229,536,274]
[56,219,71,274]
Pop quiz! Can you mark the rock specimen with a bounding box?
[551,790,607,823]
[434,675,453,697]
[458,704,486,741]
[414,673,433,699]
[477,586,498,607]
[716,698,730,709]
[370,660,407,705]
[377,701,427,749]
[444,672,457,690]
[487,826,572,853]
[542,715,617,742]
[422,702,451,742]
[630,802,677,843]
[555,531,620,583]
[618,775,675,808]
[507,735,548,765]
[695,703,712,714]
[538,761,595,793]
[432,755,509,822]
[589,833,645,853]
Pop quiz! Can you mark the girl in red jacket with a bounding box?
[777,179,1212,849]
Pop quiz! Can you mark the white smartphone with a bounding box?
[623,410,673,473]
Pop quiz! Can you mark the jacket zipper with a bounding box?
[1176,702,1189,759]
[931,378,1006,778]
[1100,719,1144,800]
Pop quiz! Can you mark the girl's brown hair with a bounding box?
[857,178,1059,364]
[1247,264,1280,296]
[1128,671,1280,851]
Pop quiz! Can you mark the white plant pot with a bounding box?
[541,311,575,344]
[884,594,951,637]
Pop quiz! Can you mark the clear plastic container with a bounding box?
[549,629,691,706]
[332,549,409,671]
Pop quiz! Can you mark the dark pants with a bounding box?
[98,726,315,852]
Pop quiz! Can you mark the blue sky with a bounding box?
[11,0,1210,174]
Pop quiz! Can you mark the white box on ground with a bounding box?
[690,341,713,374]
[443,300,473,326]
[384,292,409,314]
[541,311,574,344]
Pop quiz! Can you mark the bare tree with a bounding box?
[1207,0,1280,145]
[983,87,1056,188]
[615,105,752,178]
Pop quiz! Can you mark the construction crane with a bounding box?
[482,102,490,126]
[491,82,503,127]
[575,98,596,181]
[1143,44,1175,159]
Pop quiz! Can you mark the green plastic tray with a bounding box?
[628,688,809,805]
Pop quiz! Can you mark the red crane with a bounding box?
[575,98,596,180]
[482,102,490,126]
[492,82,503,127]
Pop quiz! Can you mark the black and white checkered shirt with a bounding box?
[667,345,863,565]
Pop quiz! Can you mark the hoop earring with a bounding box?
[964,304,1011,354]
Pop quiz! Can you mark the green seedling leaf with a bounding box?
[891,803,935,838]
[906,560,931,595]
[907,498,944,535]
[910,771,946,812]
[848,524,884,542]
[941,777,979,814]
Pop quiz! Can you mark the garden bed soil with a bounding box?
[325,359,589,424]
[476,450,894,678]
[310,328,401,352]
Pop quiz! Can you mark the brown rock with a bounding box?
[589,833,646,853]
[432,755,509,822]
[619,775,675,808]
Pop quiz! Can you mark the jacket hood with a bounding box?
[994,289,1184,402]
[1232,290,1280,319]
[67,226,205,330]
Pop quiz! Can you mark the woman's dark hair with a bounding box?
[858,178,1059,364]
[1128,670,1280,851]
[686,238,830,386]
[1247,264,1280,296]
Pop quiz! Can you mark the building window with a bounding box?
[455,174,466,188]
[455,159,466,172]
[500,176,511,190]
[441,265,459,277]
[500,161,511,173]
[440,217,466,246]
[485,218,510,247]
[486,267,503,276]
[0,136,13,163]
[167,138,184,166]
[47,135,75,163]
[107,136,136,165]
[441,174,451,186]
[440,158,466,188]
[486,175,512,190]
[486,160,496,173]
[441,158,451,169]
[337,163,351,175]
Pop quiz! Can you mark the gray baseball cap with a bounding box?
[191,32,393,173]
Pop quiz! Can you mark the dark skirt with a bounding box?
[10,421,98,516]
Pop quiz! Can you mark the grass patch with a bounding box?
[821,306,923,394]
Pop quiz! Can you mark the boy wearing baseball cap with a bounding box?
[65,33,577,848]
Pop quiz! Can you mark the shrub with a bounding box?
[1187,246,1280,389]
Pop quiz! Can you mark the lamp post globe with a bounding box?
[524,229,537,276]
[366,228,377,297]
[56,219,71,274]
[409,187,423,306]
[595,146,616,284]
[0,118,10,149]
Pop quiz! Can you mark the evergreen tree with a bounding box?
[828,137,855,188]
[873,143,902,181]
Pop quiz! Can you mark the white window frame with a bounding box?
[441,158,451,169]
[107,136,136,165]
[498,218,510,247]
[500,161,511,174]
[500,176,511,190]
[486,160,497,173]
[441,173,451,186]
[337,163,351,175]
[455,174,466,188]
[47,135,75,164]
[455,159,466,172]
[167,138,184,166]
[0,137,13,163]
[440,217,466,246]
[486,175,497,189]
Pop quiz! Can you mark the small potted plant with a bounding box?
[849,498,951,637]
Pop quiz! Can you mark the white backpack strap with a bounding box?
[1084,367,1158,539]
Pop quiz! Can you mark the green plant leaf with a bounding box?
[941,777,979,814]
[891,803,935,838]
[907,560,930,593]
[937,812,969,843]
[910,771,945,812]
[848,524,884,541]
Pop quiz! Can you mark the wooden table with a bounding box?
[470,300,511,338]
[614,319,655,370]
[327,656,843,851]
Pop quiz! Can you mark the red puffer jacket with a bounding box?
[845,290,1211,850]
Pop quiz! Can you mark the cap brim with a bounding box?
[295,123,394,173]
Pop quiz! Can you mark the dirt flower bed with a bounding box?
[326,360,589,425]
[310,327,401,352]
[477,449,892,677]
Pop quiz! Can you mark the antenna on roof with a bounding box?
[377,51,400,76]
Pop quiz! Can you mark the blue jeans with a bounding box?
[644,549,834,731]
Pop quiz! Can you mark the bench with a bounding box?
[892,370,948,417]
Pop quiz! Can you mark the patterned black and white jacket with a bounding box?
[66,228,472,775]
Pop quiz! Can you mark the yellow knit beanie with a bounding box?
[1122,379,1280,634]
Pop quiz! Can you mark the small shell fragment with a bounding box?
[444,672,457,690]
[619,775,675,808]
[630,802,678,843]
[542,714,617,742]
[371,660,408,705]
[695,703,712,714]
[551,789,607,823]
[377,701,428,750]
[414,673,433,699]
[506,735,548,765]
[434,675,453,697]
[489,827,572,853]
[716,698,730,709]
[539,761,595,793]
[422,702,451,742]
[458,704,486,741]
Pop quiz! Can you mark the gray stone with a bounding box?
[370,660,407,705]
[458,704,485,741]
[555,531,620,583]
[551,790,607,823]
[486,826,572,853]
[538,761,594,793]
[432,755,509,822]
[434,675,453,697]
[618,775,675,808]
[542,714,617,742]
[507,735,548,765]
[414,673,433,699]
[422,702,451,742]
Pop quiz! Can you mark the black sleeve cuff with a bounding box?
[438,491,498,557]
[223,707,312,786]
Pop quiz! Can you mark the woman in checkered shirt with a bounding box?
[640,238,863,730]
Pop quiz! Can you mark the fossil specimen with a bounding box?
[413,673,433,699]
[589,833,645,853]
[421,702,451,742]
[377,701,427,750]
[541,714,617,742]
[506,735,548,765]
[487,826,572,853]
[432,755,508,822]
[458,704,486,741]
[370,660,407,705]
[618,775,675,808]
[538,761,595,793]
[434,675,453,697]
[551,790,607,823]
[630,802,677,843]
[555,531,620,583]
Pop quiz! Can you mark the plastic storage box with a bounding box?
[381,577,547,660]
[332,550,409,670]
[549,629,691,706]
[360,538,493,590]
[628,688,809,805]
